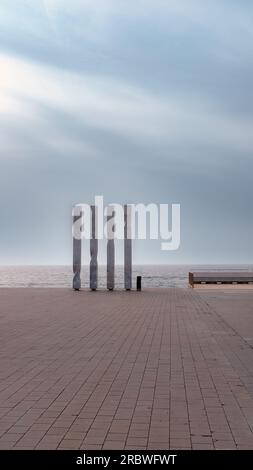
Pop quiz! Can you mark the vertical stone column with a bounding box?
[107,207,115,291]
[72,205,82,290]
[124,204,132,290]
[90,205,98,290]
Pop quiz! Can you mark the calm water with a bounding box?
[0,265,253,288]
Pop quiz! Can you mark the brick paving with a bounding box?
[0,287,253,449]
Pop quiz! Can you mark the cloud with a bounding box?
[1,52,253,166]
[1,1,253,263]
[1,0,253,71]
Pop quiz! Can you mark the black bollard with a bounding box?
[136,276,142,291]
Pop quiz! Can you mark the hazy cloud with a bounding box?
[0,0,253,263]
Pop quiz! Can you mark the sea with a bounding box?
[0,265,253,288]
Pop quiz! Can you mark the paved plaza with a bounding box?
[1,287,253,450]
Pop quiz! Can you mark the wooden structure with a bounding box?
[189,271,253,287]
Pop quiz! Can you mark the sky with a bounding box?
[1,0,253,265]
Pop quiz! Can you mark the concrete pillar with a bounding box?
[72,206,82,290]
[90,205,98,290]
[124,204,132,290]
[107,207,115,290]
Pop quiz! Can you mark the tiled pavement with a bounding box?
[1,287,253,449]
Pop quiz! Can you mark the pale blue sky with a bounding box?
[1,0,253,264]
